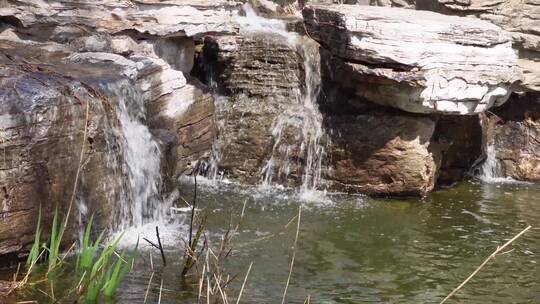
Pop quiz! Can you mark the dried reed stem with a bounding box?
[282,206,302,304]
[236,261,253,304]
[440,225,532,304]
[143,272,154,304]
[158,279,163,304]
[63,98,90,235]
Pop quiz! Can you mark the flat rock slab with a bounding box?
[0,0,242,38]
[303,5,523,114]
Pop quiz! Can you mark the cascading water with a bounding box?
[260,38,326,201]
[480,144,501,181]
[100,80,173,239]
[209,4,328,200]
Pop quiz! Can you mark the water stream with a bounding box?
[99,80,179,245]
[480,144,502,181]
[209,5,328,201]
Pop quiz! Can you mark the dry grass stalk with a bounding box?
[143,272,154,304]
[282,205,302,304]
[64,97,90,230]
[440,225,532,304]
[235,261,253,304]
[158,279,163,304]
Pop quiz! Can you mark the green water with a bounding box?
[3,180,539,303]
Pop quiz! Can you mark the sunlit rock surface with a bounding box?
[366,0,540,92]
[413,0,540,92]
[0,0,231,259]
[0,40,125,259]
[0,0,242,38]
[303,5,522,114]
[324,113,440,196]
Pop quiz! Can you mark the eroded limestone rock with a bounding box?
[303,5,522,114]
[0,0,242,38]
[0,0,224,259]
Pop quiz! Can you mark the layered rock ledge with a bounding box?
[303,5,522,114]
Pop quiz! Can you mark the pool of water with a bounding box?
[3,180,539,303]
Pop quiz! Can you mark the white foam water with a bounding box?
[479,144,521,183]
[100,80,182,247]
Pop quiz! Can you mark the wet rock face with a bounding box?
[324,113,440,196]
[147,79,216,177]
[201,34,303,98]
[303,5,522,114]
[199,33,310,185]
[434,115,483,185]
[488,95,540,182]
[0,43,123,259]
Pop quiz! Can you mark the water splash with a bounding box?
[236,3,290,37]
[101,80,169,230]
[479,144,521,183]
[480,144,500,181]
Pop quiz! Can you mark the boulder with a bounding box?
[303,5,522,114]
[323,113,440,196]
[432,0,540,92]
[0,0,227,258]
[0,41,124,260]
[147,79,216,177]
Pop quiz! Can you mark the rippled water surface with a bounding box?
[4,180,539,303]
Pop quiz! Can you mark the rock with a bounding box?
[0,40,125,259]
[200,33,303,98]
[493,120,540,182]
[434,115,483,184]
[198,32,309,185]
[0,0,226,259]
[483,94,540,182]
[323,113,440,196]
[370,0,415,8]
[0,0,242,39]
[303,5,522,114]
[147,79,216,176]
[371,0,540,92]
[320,55,483,193]
[437,0,540,92]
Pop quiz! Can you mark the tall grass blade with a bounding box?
[78,215,105,272]
[26,206,42,267]
[47,208,60,271]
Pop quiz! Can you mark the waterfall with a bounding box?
[238,4,328,200]
[100,80,170,230]
[480,144,501,181]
